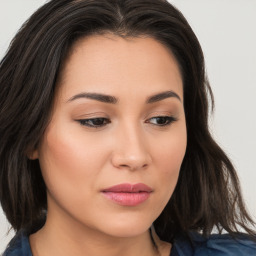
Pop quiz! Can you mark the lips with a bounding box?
[102,183,153,206]
[102,183,153,193]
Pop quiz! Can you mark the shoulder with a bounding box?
[171,232,256,256]
[2,231,32,256]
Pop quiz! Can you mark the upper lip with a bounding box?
[102,183,153,193]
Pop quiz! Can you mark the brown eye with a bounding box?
[147,116,177,126]
[77,118,110,128]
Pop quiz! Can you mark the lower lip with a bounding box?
[102,192,151,206]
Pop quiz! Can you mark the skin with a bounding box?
[29,34,187,256]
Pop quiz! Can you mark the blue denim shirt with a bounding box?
[3,231,256,256]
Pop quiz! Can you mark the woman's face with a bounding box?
[33,34,187,238]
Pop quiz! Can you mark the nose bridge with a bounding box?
[111,118,151,170]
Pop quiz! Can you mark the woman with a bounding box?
[0,0,255,255]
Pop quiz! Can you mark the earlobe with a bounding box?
[27,149,39,160]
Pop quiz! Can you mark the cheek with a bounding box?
[37,125,107,197]
[156,123,186,165]
[153,123,187,193]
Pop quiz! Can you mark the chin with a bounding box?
[89,212,155,238]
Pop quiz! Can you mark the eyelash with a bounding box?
[78,118,110,128]
[146,116,177,126]
[77,116,177,128]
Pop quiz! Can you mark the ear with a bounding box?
[28,150,39,160]
[26,147,39,160]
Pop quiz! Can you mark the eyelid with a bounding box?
[73,111,109,119]
[144,110,176,120]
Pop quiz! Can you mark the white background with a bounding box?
[0,0,255,252]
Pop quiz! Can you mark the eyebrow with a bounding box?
[146,90,181,103]
[67,90,181,104]
[67,92,118,104]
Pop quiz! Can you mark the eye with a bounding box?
[146,116,177,126]
[77,118,110,128]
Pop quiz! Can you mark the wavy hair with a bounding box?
[0,0,255,242]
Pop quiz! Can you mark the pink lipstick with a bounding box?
[102,183,152,206]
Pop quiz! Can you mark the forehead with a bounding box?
[57,34,183,101]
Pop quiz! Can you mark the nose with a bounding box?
[111,123,152,171]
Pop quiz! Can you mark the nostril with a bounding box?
[119,163,148,171]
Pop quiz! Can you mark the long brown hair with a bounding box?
[0,0,255,242]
